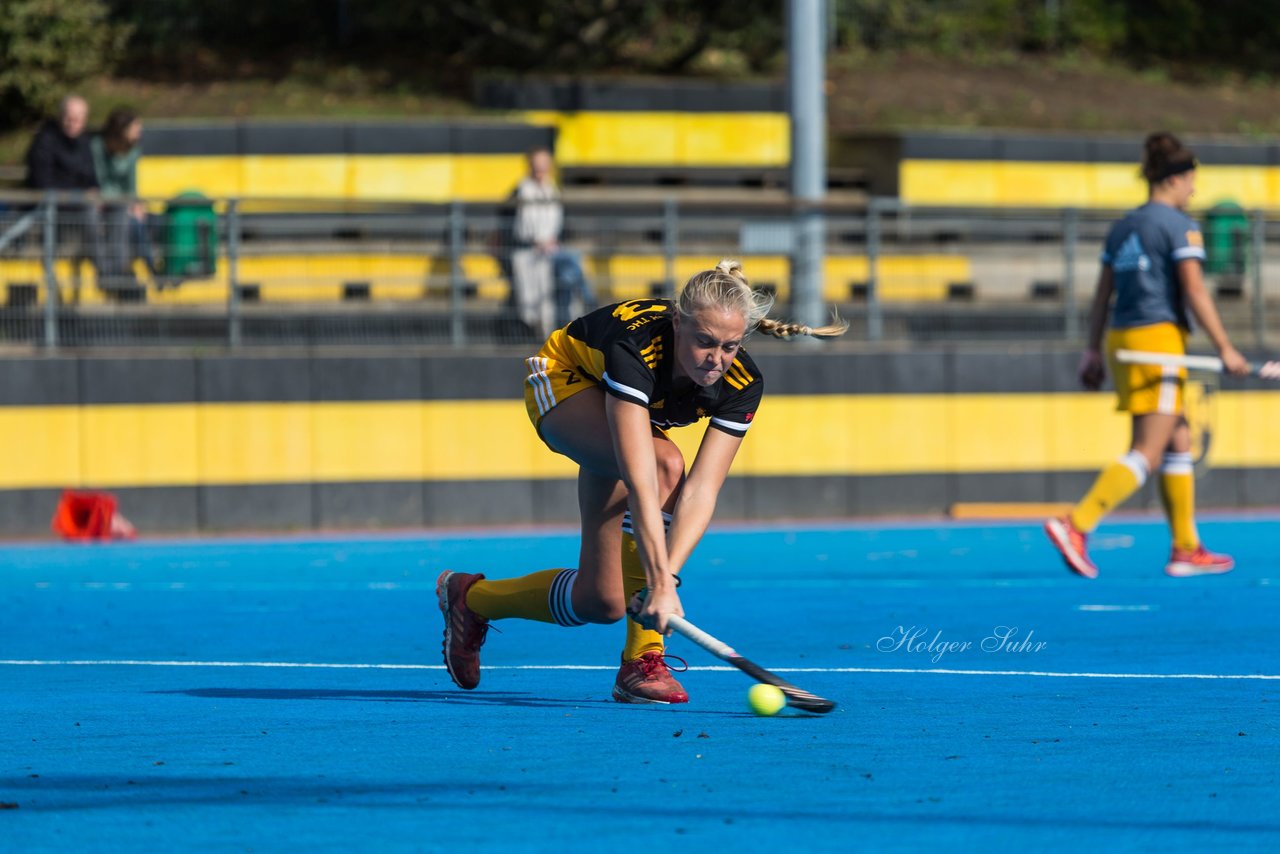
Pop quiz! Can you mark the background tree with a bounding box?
[0,0,128,124]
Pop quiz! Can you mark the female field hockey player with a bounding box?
[1045,131,1250,579]
[437,259,847,703]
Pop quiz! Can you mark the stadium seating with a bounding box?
[842,131,1280,208]
[0,251,972,306]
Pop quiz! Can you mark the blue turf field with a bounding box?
[3,516,1280,851]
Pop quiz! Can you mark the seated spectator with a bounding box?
[25,95,97,192]
[92,107,157,283]
[24,95,112,292]
[510,147,593,338]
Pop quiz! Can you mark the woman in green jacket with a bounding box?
[92,108,157,282]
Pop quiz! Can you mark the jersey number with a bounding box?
[612,300,666,323]
[562,369,581,385]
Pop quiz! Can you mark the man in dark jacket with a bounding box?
[23,95,124,295]
[25,95,97,191]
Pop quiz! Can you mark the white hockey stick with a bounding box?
[1115,349,1280,379]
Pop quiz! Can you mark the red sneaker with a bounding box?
[1044,516,1098,579]
[436,570,489,689]
[1165,545,1234,577]
[612,651,690,704]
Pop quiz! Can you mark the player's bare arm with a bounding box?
[606,393,682,633]
[666,427,743,578]
[1177,258,1248,375]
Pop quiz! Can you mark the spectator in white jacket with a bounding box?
[510,148,593,338]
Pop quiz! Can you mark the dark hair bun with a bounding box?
[1142,131,1195,183]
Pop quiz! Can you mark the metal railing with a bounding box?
[0,191,1274,350]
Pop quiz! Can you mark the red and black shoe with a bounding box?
[436,570,489,689]
[612,651,690,704]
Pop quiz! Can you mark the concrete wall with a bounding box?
[1,346,1276,537]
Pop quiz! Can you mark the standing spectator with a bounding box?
[92,107,156,283]
[510,147,593,338]
[24,95,109,291]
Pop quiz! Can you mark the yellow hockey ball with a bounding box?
[747,683,786,716]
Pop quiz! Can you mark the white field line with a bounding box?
[1,660,1278,680]
[1076,604,1156,611]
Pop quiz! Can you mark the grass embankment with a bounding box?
[6,51,1280,168]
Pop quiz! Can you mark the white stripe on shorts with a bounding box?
[1158,365,1178,414]
[526,356,555,416]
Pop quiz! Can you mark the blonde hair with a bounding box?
[676,259,849,340]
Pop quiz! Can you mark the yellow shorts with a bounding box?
[523,329,595,431]
[522,329,671,447]
[1106,323,1187,415]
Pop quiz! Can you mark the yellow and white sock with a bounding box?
[620,510,672,662]
[1160,451,1199,551]
[1070,449,1149,533]
[548,568,587,626]
[466,568,583,625]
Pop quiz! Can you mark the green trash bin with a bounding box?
[1203,201,1248,276]
[164,191,218,278]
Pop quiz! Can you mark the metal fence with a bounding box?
[0,191,1274,349]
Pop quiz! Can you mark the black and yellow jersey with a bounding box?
[536,299,764,438]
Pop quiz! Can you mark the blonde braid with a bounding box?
[677,258,850,340]
[756,314,849,340]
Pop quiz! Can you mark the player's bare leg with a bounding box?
[543,389,690,702]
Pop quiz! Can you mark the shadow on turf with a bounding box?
[0,773,536,812]
[154,687,600,708]
[153,687,761,715]
[8,774,1280,836]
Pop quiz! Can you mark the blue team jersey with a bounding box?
[1100,201,1205,329]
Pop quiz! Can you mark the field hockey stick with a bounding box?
[628,588,837,713]
[1115,349,1280,379]
[665,614,837,714]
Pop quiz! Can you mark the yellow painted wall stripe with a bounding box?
[590,254,969,302]
[136,112,790,201]
[2,392,1278,490]
[901,160,1280,208]
[1,253,970,306]
[134,146,1280,207]
[519,111,788,167]
[139,154,531,203]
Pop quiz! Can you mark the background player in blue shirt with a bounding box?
[1046,132,1249,579]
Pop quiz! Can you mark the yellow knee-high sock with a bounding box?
[466,568,581,624]
[1159,452,1199,551]
[620,510,671,662]
[1070,450,1150,533]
